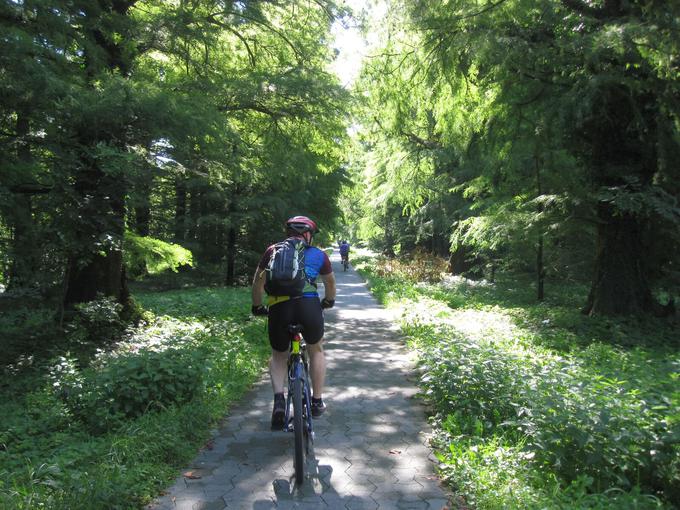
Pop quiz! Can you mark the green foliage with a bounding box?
[0,303,57,366]
[0,285,270,509]
[349,0,680,314]
[356,254,679,508]
[0,0,351,306]
[48,348,205,434]
[124,233,193,279]
[419,333,678,497]
[437,437,665,510]
[67,296,126,346]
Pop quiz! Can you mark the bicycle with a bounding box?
[341,254,349,271]
[284,323,314,484]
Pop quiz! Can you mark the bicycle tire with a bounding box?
[303,381,312,456]
[292,377,305,484]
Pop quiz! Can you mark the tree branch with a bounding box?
[560,0,626,20]
[205,14,256,66]
[512,86,547,106]
[400,130,443,150]
[220,101,300,120]
[458,0,510,20]
[209,10,303,64]
[7,183,53,195]
[560,0,604,18]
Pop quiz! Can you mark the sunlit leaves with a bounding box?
[357,255,679,507]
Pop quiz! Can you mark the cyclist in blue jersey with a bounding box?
[251,216,336,429]
[339,240,350,266]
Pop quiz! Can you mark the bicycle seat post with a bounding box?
[288,323,304,354]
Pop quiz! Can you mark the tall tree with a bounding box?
[352,0,679,314]
[1,0,352,317]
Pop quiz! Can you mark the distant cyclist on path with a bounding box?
[339,239,350,266]
[251,216,336,429]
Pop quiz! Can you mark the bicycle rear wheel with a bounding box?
[292,377,305,484]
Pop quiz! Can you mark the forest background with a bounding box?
[1,0,679,509]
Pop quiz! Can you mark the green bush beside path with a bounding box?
[0,287,269,510]
[354,254,679,510]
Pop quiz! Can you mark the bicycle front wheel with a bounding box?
[292,377,305,484]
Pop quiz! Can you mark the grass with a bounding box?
[353,253,680,510]
[0,286,270,510]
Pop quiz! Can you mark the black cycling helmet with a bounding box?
[285,215,319,235]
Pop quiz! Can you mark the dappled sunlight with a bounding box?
[441,308,518,343]
[335,281,370,288]
[396,294,520,346]
[124,252,530,508]
[440,274,494,289]
[354,256,680,508]
[144,253,447,509]
[116,316,208,354]
[334,308,400,323]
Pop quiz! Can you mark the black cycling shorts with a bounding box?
[268,297,324,352]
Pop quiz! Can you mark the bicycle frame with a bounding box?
[284,330,314,441]
[284,326,315,484]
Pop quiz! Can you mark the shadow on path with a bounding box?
[148,250,450,510]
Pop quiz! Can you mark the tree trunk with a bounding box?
[576,73,665,315]
[63,163,128,309]
[64,248,125,304]
[7,111,39,289]
[448,244,477,275]
[537,235,544,301]
[383,219,395,257]
[535,153,545,301]
[198,191,211,260]
[583,204,654,315]
[134,170,152,236]
[224,194,237,285]
[8,195,36,289]
[134,205,150,236]
[188,187,200,244]
[225,225,237,286]
[62,2,134,312]
[174,176,187,242]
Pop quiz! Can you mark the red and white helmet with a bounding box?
[285,215,319,235]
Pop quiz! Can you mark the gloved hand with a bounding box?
[251,304,268,316]
[320,298,335,309]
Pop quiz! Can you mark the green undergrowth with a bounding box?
[353,254,680,510]
[0,286,270,510]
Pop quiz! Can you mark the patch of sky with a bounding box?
[328,0,387,88]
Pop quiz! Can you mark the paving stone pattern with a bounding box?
[148,250,450,510]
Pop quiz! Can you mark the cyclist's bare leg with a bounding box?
[269,349,288,394]
[307,341,326,398]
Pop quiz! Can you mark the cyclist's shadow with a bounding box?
[267,456,361,507]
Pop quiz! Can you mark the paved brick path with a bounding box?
[148,251,450,510]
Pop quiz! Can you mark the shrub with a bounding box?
[356,253,679,507]
[66,296,125,346]
[517,368,679,500]
[0,305,56,366]
[417,329,534,437]
[49,348,206,434]
[374,250,448,283]
[412,320,680,504]
[1,286,270,509]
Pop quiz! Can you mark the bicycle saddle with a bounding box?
[288,324,304,335]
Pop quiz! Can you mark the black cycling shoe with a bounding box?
[271,393,285,430]
[311,397,326,418]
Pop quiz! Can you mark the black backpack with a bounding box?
[264,237,308,296]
